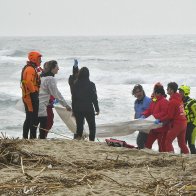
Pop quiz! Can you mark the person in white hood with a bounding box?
[38,60,71,138]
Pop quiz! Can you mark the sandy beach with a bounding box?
[0,138,195,196]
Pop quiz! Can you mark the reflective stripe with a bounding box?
[21,84,30,96]
[191,126,196,145]
[185,99,196,123]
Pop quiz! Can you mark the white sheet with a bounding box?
[54,105,162,138]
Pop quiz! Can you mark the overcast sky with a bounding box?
[0,0,196,36]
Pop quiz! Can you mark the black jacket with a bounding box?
[72,78,99,114]
[68,74,78,95]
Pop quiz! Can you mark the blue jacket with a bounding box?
[134,96,151,119]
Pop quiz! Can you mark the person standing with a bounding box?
[40,62,55,138]
[72,67,99,141]
[178,85,196,154]
[38,60,71,139]
[68,59,80,139]
[142,83,169,152]
[158,82,189,154]
[132,84,151,149]
[21,51,42,139]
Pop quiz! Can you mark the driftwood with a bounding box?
[0,138,195,195]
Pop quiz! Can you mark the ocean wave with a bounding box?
[3,125,21,131]
[0,49,10,56]
[0,93,19,106]
[7,50,26,57]
[124,78,145,85]
[0,49,26,57]
[84,57,129,62]
[0,99,18,106]
[57,56,129,62]
[0,49,26,63]
[90,71,196,87]
[0,56,26,62]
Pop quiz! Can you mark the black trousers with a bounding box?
[23,102,39,139]
[186,123,196,154]
[39,117,48,139]
[74,112,96,141]
[137,131,148,149]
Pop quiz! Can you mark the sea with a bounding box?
[1,35,196,152]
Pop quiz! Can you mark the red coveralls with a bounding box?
[159,93,189,154]
[142,95,169,152]
[45,96,55,138]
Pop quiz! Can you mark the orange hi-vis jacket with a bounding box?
[21,62,41,112]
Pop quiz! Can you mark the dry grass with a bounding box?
[0,138,195,195]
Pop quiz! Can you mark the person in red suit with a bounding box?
[158,82,189,154]
[142,83,169,152]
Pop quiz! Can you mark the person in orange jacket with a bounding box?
[21,51,42,139]
[158,82,189,154]
[142,83,169,152]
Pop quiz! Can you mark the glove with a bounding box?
[74,59,78,67]
[154,119,161,124]
[53,99,59,105]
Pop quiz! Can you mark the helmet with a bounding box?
[178,85,190,96]
[28,51,42,66]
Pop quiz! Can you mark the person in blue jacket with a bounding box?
[132,84,151,149]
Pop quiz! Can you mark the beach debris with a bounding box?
[0,138,195,195]
[47,164,52,169]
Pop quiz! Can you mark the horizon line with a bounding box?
[1,33,196,37]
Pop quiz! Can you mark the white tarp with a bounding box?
[54,105,78,133]
[54,106,162,138]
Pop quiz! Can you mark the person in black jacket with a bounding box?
[68,59,80,139]
[72,67,99,141]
